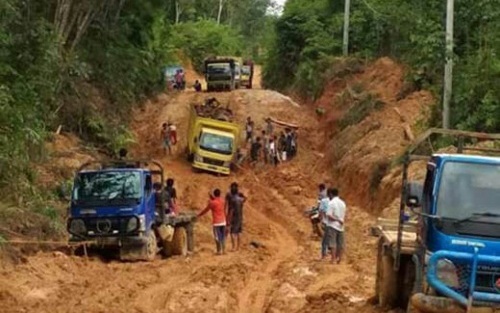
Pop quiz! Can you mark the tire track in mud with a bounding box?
[237,180,307,313]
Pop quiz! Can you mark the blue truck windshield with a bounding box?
[199,132,233,155]
[437,161,500,220]
[73,171,142,205]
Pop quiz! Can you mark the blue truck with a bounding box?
[372,128,500,313]
[67,159,196,261]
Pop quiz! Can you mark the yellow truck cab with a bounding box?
[187,100,240,175]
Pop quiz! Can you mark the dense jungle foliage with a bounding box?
[263,0,500,133]
[0,0,272,199]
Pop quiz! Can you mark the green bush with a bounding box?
[339,93,385,130]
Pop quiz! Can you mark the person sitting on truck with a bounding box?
[194,80,202,92]
[197,188,227,255]
[153,182,167,212]
[161,123,171,155]
[165,178,178,215]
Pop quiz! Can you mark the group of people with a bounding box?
[161,122,178,155]
[245,117,298,166]
[197,182,247,255]
[316,184,346,264]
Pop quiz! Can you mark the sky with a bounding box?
[267,0,287,16]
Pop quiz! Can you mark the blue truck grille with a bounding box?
[84,217,133,237]
[454,263,500,295]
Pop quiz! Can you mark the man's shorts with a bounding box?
[325,226,344,251]
[230,219,242,234]
[213,225,226,243]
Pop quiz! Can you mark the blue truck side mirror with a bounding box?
[405,181,423,208]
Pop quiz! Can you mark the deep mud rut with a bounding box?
[0,87,385,313]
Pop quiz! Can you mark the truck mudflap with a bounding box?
[426,249,500,309]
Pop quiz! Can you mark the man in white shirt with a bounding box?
[325,188,346,263]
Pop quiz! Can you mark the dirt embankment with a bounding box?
[315,57,434,213]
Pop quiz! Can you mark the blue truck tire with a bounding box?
[145,230,157,261]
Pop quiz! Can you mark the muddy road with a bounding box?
[0,87,382,313]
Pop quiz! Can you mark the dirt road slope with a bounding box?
[0,86,384,313]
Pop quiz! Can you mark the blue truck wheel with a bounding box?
[145,230,157,261]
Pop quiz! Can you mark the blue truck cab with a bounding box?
[67,160,195,261]
[372,129,500,312]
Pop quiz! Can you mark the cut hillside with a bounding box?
[316,57,434,212]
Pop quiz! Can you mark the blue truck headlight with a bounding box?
[69,219,86,235]
[436,259,460,288]
[127,215,145,233]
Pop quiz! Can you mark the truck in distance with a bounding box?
[204,57,236,92]
[241,59,254,89]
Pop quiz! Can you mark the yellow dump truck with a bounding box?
[187,98,241,175]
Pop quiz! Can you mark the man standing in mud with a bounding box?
[225,182,247,251]
[324,188,346,263]
[198,189,227,255]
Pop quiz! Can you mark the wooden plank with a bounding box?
[268,117,299,129]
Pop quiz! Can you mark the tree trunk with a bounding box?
[175,1,182,24]
[217,0,224,24]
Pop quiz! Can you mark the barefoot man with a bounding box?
[225,182,247,251]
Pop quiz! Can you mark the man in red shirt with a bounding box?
[197,189,227,255]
